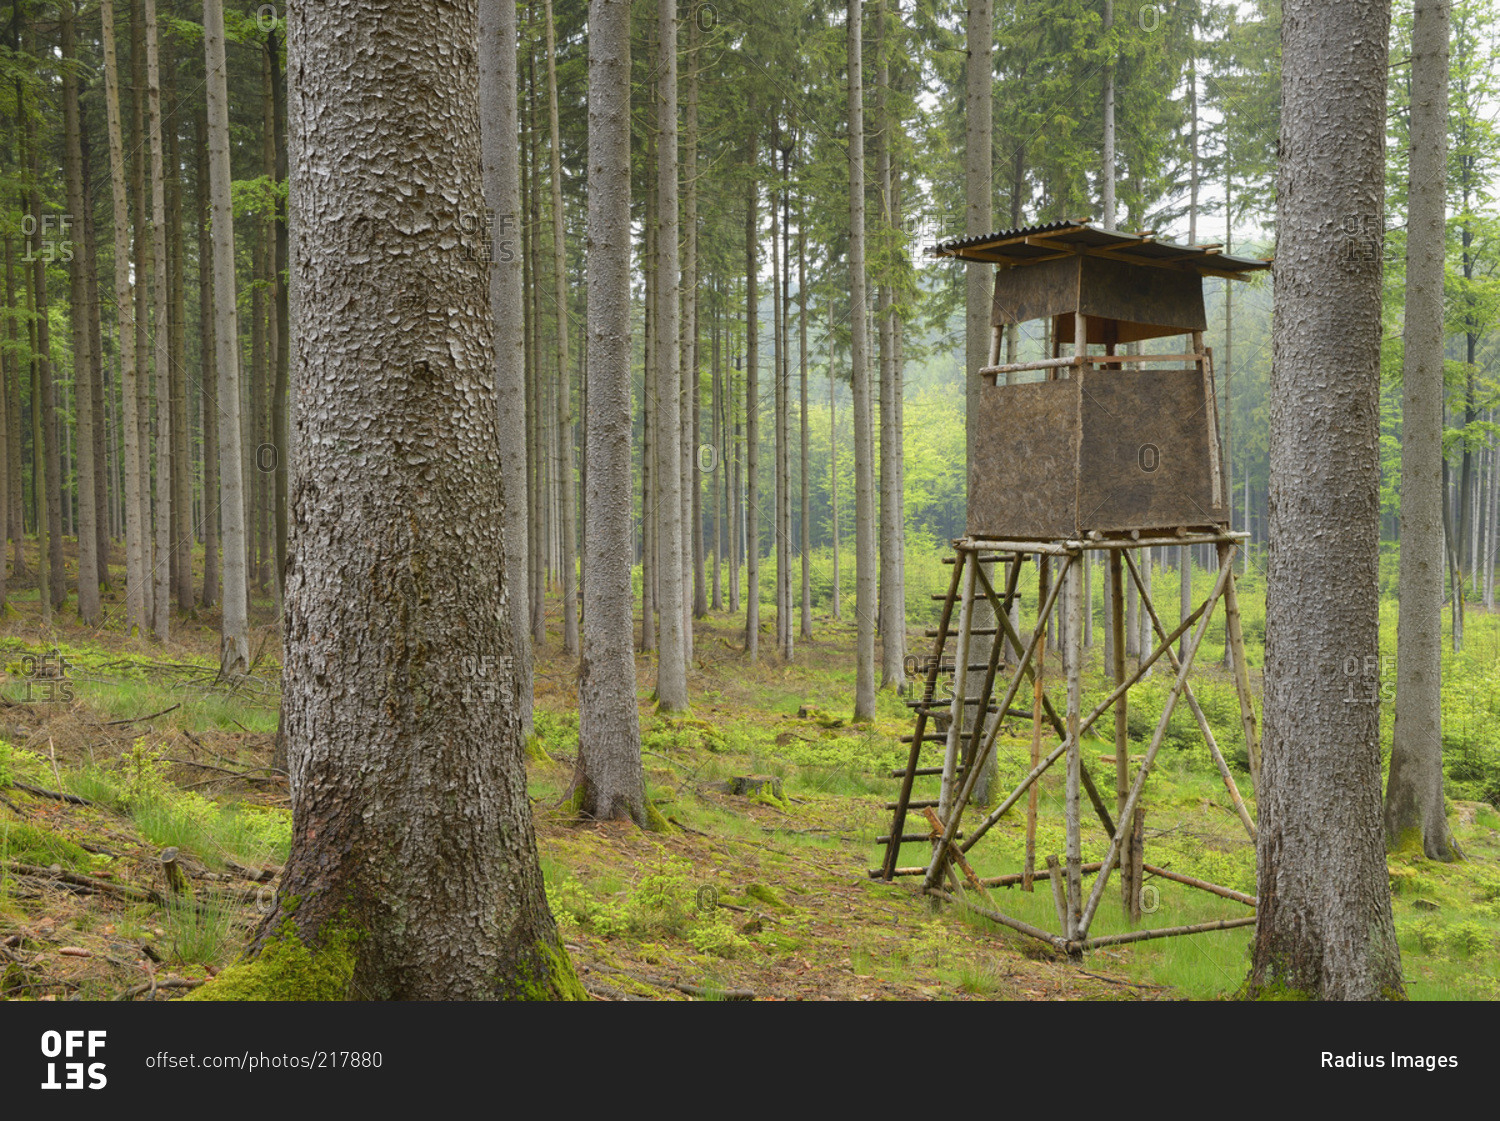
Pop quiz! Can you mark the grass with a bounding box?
[3,536,1500,1001]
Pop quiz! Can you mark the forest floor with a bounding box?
[2,542,1499,1001]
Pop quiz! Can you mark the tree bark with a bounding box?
[205,0,249,675]
[259,0,579,1000]
[654,0,687,711]
[1248,0,1404,1001]
[146,0,173,640]
[64,0,100,624]
[480,0,534,742]
[1386,0,1456,863]
[104,0,141,625]
[574,0,648,826]
[195,96,220,610]
[850,0,876,722]
[543,0,578,658]
[744,174,760,662]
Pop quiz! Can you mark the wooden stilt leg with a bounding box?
[1065,552,1083,942]
[1111,550,1130,918]
[1220,543,1262,789]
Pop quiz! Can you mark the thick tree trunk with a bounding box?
[479,0,534,742]
[1248,0,1404,1001]
[1386,0,1455,863]
[259,0,580,1000]
[574,0,647,826]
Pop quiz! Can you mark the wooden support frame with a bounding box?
[885,533,1258,958]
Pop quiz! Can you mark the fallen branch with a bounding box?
[105,703,181,726]
[4,861,159,903]
[113,977,205,1002]
[587,961,756,1001]
[9,781,97,806]
[1077,970,1169,991]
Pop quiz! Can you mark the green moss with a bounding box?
[525,735,553,764]
[744,882,789,910]
[1239,979,1313,1001]
[185,921,357,1001]
[506,937,588,1001]
[644,800,672,833]
[0,822,92,870]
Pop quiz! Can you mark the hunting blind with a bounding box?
[877,221,1273,958]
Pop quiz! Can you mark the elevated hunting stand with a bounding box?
[877,221,1272,957]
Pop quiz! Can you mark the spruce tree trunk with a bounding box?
[1386,0,1455,862]
[104,1,140,624]
[479,0,533,741]
[195,98,220,610]
[653,0,687,711]
[168,35,193,615]
[850,0,876,722]
[744,176,760,662]
[146,0,173,640]
[1248,0,1404,1000]
[543,0,578,658]
[574,0,647,825]
[259,0,579,999]
[131,0,154,626]
[64,0,100,624]
[205,0,249,675]
[877,3,901,688]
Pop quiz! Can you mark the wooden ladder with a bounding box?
[876,551,968,880]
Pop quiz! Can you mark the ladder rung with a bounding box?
[877,831,965,845]
[925,627,1000,637]
[931,592,1024,602]
[900,733,948,745]
[868,867,928,878]
[890,766,964,778]
[886,799,939,811]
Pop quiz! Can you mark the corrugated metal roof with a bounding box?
[929,219,1272,279]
